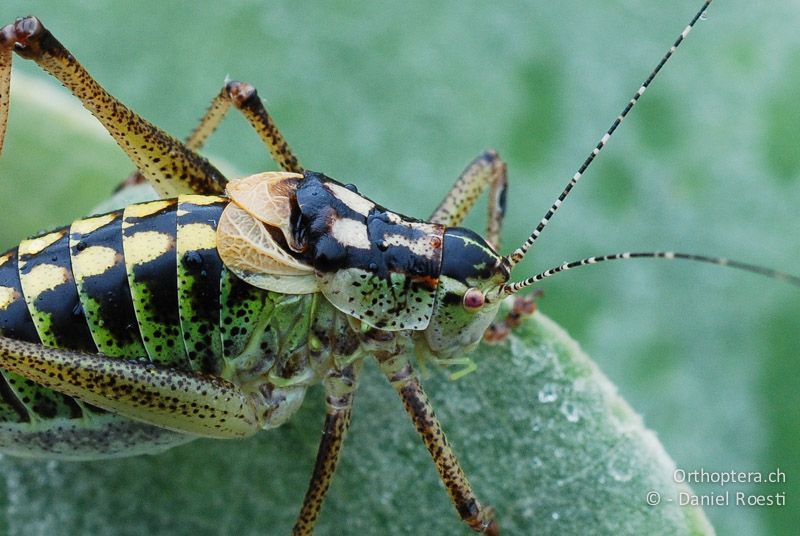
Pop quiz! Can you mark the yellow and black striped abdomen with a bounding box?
[0,195,228,431]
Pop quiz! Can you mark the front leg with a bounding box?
[378,354,498,535]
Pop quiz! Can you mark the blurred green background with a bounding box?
[0,1,798,534]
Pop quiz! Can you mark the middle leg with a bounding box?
[377,353,498,535]
[292,362,361,536]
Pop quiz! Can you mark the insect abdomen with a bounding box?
[0,190,362,457]
[0,195,230,457]
[0,232,194,459]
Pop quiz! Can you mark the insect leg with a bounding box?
[115,80,304,192]
[292,362,361,536]
[483,294,538,343]
[379,355,498,535]
[0,40,9,155]
[0,17,227,197]
[0,336,263,438]
[187,81,303,173]
[428,150,508,251]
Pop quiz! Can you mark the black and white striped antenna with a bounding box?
[504,0,713,274]
[503,252,800,295]
[492,0,800,296]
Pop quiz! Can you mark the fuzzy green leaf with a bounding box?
[0,312,714,536]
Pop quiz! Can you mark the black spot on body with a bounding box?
[0,373,30,423]
[182,250,203,269]
[176,201,226,374]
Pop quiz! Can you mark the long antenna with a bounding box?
[502,251,800,295]
[505,0,713,269]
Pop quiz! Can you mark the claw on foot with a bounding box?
[225,80,257,108]
[466,507,500,535]
[0,17,44,52]
[483,293,540,343]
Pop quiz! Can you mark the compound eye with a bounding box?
[463,288,485,312]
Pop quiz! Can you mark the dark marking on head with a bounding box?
[440,227,499,285]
